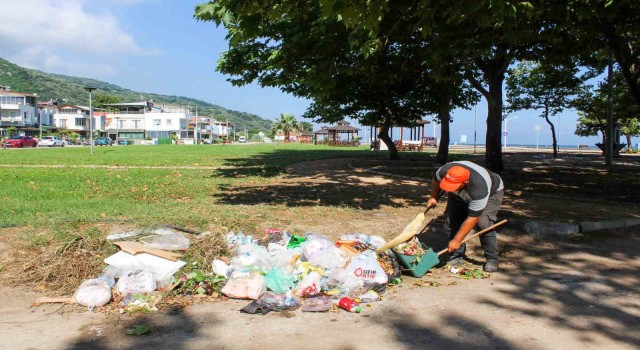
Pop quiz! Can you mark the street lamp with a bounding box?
[115,116,120,143]
[503,116,518,148]
[84,86,96,154]
[473,105,477,154]
[534,124,542,149]
[155,119,160,145]
[194,106,198,144]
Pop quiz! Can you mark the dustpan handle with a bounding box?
[436,219,508,256]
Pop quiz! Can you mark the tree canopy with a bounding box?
[195,0,640,169]
[506,61,588,158]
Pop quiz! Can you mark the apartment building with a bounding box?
[53,104,92,137]
[102,101,190,141]
[0,90,38,137]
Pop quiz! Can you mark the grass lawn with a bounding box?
[0,144,382,230]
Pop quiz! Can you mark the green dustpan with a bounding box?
[404,219,508,276]
[393,244,440,278]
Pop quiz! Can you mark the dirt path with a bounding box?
[1,158,639,349]
[1,231,638,350]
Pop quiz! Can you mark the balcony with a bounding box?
[0,117,23,126]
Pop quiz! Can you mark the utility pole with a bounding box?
[84,86,96,154]
[473,105,477,154]
[606,50,614,169]
[195,106,198,144]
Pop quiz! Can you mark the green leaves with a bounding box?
[126,324,151,336]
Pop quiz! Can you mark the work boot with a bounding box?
[447,256,465,266]
[484,259,499,272]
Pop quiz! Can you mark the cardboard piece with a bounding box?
[104,251,186,279]
[114,241,182,261]
[33,297,75,305]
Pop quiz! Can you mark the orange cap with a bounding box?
[439,166,470,192]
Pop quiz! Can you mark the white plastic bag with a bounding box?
[343,250,388,284]
[115,270,156,294]
[212,259,233,278]
[294,271,322,297]
[74,278,112,308]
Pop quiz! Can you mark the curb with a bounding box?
[523,218,640,239]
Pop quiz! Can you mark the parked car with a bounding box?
[94,137,113,146]
[238,136,248,143]
[117,138,133,145]
[263,137,272,143]
[2,135,38,148]
[39,136,65,147]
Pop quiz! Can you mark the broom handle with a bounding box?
[436,219,508,256]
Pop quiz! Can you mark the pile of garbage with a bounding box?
[38,226,411,315]
[217,229,401,314]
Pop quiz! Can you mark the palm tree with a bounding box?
[271,114,299,143]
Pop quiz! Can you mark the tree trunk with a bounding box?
[544,111,558,159]
[435,106,451,165]
[485,83,504,172]
[467,67,507,173]
[602,23,640,106]
[625,133,632,152]
[378,118,399,160]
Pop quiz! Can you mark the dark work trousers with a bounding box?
[445,190,503,261]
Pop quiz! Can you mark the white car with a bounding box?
[263,137,272,143]
[39,136,65,147]
[238,136,248,143]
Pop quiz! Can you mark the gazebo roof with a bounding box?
[313,128,329,134]
[326,125,360,132]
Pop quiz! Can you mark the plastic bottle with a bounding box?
[338,297,361,313]
[285,287,293,306]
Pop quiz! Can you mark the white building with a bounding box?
[102,102,190,142]
[0,90,37,137]
[53,104,91,137]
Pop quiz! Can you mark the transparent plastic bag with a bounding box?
[115,270,156,294]
[256,291,301,311]
[143,232,190,250]
[301,296,333,312]
[307,246,347,270]
[230,243,269,272]
[339,234,387,250]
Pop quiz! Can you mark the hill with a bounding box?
[0,58,272,133]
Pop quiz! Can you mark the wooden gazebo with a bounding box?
[314,121,361,146]
[367,119,429,151]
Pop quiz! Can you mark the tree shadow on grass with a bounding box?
[478,232,640,347]
[211,150,431,210]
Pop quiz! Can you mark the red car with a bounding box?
[2,135,38,148]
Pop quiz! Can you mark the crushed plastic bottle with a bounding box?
[338,297,361,313]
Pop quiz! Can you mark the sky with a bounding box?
[1,0,637,148]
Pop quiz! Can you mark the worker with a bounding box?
[426,161,504,272]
